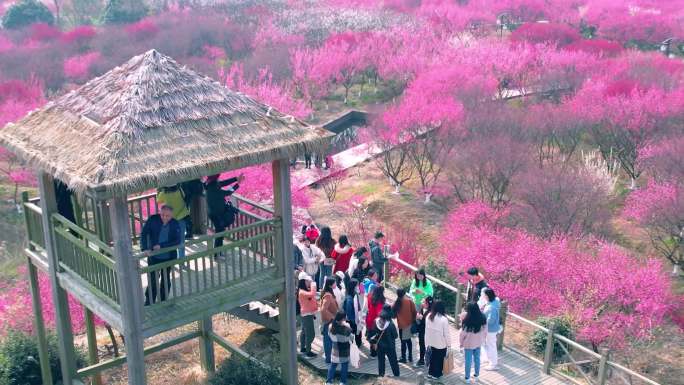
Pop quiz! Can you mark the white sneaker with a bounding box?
[473,377,479,383]
[464,379,471,384]
[485,365,499,371]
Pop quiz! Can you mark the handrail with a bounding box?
[52,213,114,254]
[387,255,662,385]
[135,218,277,259]
[607,361,661,385]
[233,194,274,215]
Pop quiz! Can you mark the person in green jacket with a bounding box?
[409,267,434,308]
[156,184,191,259]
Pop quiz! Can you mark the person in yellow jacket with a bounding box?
[156,184,191,259]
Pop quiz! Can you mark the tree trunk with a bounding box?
[673,263,681,276]
[629,177,637,190]
[424,192,432,204]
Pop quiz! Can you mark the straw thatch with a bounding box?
[0,49,333,196]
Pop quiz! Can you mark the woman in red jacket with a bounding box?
[331,235,354,274]
[365,285,386,357]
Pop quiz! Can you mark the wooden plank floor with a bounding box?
[301,332,571,384]
[140,242,273,299]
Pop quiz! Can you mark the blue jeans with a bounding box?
[319,263,332,288]
[326,362,348,384]
[323,323,332,363]
[465,348,481,380]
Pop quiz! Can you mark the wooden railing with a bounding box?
[51,214,120,308]
[22,196,45,251]
[138,218,278,310]
[386,256,661,385]
[126,191,273,244]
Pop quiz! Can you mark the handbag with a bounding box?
[443,349,455,374]
[350,343,361,368]
[369,325,387,351]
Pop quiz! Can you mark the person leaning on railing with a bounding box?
[204,173,243,251]
[140,205,182,306]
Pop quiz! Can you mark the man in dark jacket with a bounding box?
[141,205,182,305]
[369,231,388,282]
[205,173,244,250]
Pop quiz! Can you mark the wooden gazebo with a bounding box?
[0,49,332,385]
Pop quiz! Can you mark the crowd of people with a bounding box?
[293,223,504,385]
[134,173,504,384]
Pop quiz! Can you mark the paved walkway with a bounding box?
[300,329,571,384]
[292,142,382,188]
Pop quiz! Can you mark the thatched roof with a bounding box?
[0,49,332,196]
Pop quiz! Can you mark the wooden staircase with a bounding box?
[229,300,281,332]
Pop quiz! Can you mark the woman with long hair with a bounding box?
[460,302,488,383]
[481,287,501,370]
[343,278,363,347]
[297,272,317,357]
[410,267,434,308]
[332,234,354,274]
[320,276,339,364]
[425,300,452,379]
[316,226,336,288]
[392,288,417,363]
[327,311,353,385]
[416,295,433,366]
[365,285,386,357]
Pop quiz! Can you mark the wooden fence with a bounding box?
[385,256,661,385]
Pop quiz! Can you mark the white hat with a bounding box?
[298,272,312,281]
[335,271,346,280]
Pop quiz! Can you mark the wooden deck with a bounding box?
[301,329,571,384]
[140,243,281,337]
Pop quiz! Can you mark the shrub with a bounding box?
[101,0,147,25]
[0,330,86,385]
[529,316,575,361]
[423,259,458,317]
[209,358,282,385]
[2,0,54,30]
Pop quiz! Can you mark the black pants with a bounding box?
[349,321,363,347]
[377,344,400,377]
[210,214,235,250]
[144,258,173,305]
[399,329,413,361]
[367,329,377,357]
[418,326,426,362]
[428,347,447,378]
[304,154,311,168]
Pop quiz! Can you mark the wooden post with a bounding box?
[198,316,215,373]
[272,159,298,385]
[190,194,207,235]
[27,258,54,385]
[543,325,555,374]
[37,172,78,384]
[597,347,610,385]
[85,307,103,385]
[454,283,465,329]
[497,300,508,351]
[109,196,146,385]
[97,200,112,244]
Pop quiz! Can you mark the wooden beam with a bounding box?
[271,159,298,385]
[109,196,146,385]
[27,258,53,385]
[84,307,103,385]
[198,316,215,373]
[37,171,78,384]
[77,331,201,378]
